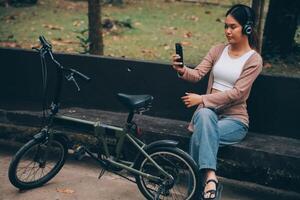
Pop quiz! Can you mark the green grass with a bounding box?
[102,1,229,64]
[0,0,299,77]
[0,0,89,51]
[0,0,243,63]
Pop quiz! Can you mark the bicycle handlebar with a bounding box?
[37,35,91,82]
[36,35,91,115]
[69,68,91,81]
[39,35,52,50]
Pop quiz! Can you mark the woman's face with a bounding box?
[224,14,244,44]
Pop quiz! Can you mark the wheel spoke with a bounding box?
[23,162,36,181]
[32,164,42,181]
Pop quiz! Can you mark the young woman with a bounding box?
[172,4,263,200]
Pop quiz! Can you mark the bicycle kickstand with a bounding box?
[98,168,106,180]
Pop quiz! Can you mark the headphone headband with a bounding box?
[243,6,254,25]
[230,5,254,35]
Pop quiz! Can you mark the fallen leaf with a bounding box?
[187,15,199,21]
[0,42,21,48]
[134,22,142,26]
[43,24,63,30]
[183,31,193,38]
[168,26,177,30]
[141,49,157,57]
[66,48,74,52]
[216,18,224,23]
[6,15,16,20]
[181,41,192,46]
[73,20,84,27]
[112,36,120,41]
[56,188,75,194]
[263,62,272,68]
[51,39,78,46]
[141,49,153,54]
[163,27,177,35]
[163,44,170,50]
[165,30,175,35]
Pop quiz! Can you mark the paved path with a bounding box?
[1,141,299,200]
[0,147,144,200]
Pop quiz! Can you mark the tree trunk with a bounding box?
[251,0,269,54]
[88,0,103,55]
[262,0,300,57]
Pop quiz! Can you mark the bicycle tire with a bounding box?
[134,146,200,200]
[8,135,68,189]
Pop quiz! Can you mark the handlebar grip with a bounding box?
[39,35,52,49]
[71,69,91,82]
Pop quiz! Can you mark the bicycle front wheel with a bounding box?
[135,147,200,200]
[8,136,68,189]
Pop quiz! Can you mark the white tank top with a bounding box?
[212,46,255,91]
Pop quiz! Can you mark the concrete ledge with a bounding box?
[1,47,300,139]
[0,108,299,193]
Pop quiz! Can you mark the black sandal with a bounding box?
[202,179,222,200]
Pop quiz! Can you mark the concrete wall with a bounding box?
[0,47,299,139]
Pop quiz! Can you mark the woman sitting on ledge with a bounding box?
[172,4,262,200]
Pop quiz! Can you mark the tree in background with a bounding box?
[251,0,269,54]
[262,0,300,57]
[88,0,104,55]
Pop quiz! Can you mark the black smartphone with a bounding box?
[175,43,184,67]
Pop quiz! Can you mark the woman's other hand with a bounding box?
[172,54,185,75]
[181,92,203,108]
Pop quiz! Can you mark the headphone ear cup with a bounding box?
[243,24,252,35]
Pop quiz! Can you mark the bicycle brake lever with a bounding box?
[65,73,81,91]
[32,47,40,52]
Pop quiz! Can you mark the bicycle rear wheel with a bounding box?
[8,135,68,189]
[135,147,200,200]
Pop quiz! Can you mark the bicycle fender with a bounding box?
[144,140,178,151]
[133,140,179,168]
[53,133,71,148]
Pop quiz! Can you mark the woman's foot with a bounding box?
[203,179,218,199]
[203,170,218,199]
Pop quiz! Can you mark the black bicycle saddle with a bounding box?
[116,93,153,111]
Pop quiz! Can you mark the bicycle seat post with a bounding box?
[126,111,134,124]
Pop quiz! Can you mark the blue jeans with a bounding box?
[189,108,248,171]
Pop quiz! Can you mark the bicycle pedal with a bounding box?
[74,146,86,160]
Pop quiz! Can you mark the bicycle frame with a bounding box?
[36,36,174,184]
[55,115,174,183]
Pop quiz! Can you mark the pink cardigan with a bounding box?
[180,43,263,131]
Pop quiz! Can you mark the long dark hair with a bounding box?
[226,4,258,51]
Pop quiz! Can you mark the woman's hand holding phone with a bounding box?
[172,43,185,75]
[172,54,185,75]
